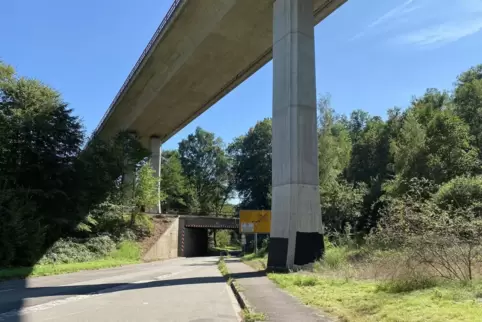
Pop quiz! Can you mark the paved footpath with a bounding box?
[225,258,332,322]
[0,257,240,322]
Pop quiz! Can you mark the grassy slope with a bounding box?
[242,252,482,322]
[0,241,141,281]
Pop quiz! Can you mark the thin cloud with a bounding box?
[396,18,482,47]
[350,0,420,40]
[351,0,482,47]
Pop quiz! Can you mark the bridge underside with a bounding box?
[96,0,345,146]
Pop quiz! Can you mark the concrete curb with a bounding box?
[218,258,257,321]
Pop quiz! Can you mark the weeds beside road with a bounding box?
[242,243,482,322]
[0,240,141,281]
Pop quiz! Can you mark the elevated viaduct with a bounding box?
[94,0,347,269]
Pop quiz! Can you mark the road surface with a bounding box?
[0,257,240,322]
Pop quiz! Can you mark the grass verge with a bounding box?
[241,246,482,322]
[269,273,482,322]
[0,241,141,281]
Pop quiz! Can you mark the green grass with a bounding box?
[0,240,141,281]
[241,251,268,271]
[242,309,266,321]
[268,269,482,322]
[217,257,229,277]
[241,246,482,321]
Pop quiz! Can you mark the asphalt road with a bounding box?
[0,257,241,322]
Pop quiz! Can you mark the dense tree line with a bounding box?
[0,62,159,267]
[3,57,482,267]
[162,64,482,237]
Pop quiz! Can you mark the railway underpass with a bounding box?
[178,216,239,257]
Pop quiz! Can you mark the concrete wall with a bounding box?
[143,217,179,261]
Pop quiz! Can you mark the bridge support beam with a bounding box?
[149,136,161,214]
[268,0,323,270]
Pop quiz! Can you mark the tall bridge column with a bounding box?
[122,166,135,199]
[268,0,323,270]
[149,136,161,214]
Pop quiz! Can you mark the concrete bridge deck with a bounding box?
[94,0,346,145]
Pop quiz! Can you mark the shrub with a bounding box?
[131,213,154,239]
[322,246,348,269]
[373,195,482,281]
[39,239,96,264]
[118,229,137,243]
[85,236,116,257]
[39,235,117,265]
[88,201,132,238]
[434,175,482,211]
[216,230,231,248]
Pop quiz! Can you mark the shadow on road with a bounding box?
[0,271,262,319]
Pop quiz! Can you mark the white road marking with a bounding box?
[0,289,13,294]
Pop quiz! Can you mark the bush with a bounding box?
[131,213,154,239]
[216,230,231,248]
[322,246,349,269]
[434,175,482,211]
[39,239,96,265]
[85,236,116,257]
[88,202,132,238]
[118,229,137,243]
[373,195,482,281]
[39,235,117,265]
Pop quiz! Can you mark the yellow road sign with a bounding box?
[239,210,271,234]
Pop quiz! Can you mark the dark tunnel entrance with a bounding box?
[178,216,240,257]
[182,228,209,257]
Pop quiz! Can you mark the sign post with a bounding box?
[241,234,246,253]
[254,233,258,255]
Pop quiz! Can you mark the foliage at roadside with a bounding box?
[0,61,159,268]
[269,272,482,322]
[0,240,141,281]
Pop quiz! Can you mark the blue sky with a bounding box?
[2,0,482,150]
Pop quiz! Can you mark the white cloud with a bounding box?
[351,0,421,40]
[352,0,482,47]
[396,18,482,47]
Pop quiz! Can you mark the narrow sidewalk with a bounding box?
[225,258,332,322]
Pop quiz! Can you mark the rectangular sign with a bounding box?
[239,210,271,234]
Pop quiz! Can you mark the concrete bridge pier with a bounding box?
[122,166,135,199]
[149,135,162,214]
[268,0,323,270]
